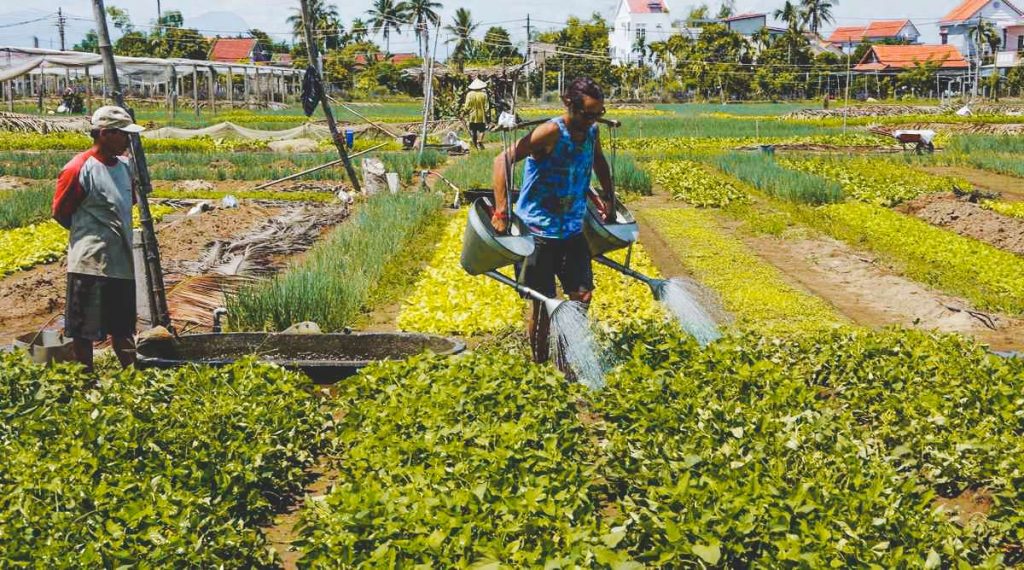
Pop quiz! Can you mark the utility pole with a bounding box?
[298,0,361,192]
[57,8,66,51]
[91,0,173,331]
[525,14,532,99]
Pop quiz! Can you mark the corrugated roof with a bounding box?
[827,20,913,43]
[210,38,256,62]
[941,0,1023,23]
[722,12,765,22]
[626,0,668,14]
[854,44,968,71]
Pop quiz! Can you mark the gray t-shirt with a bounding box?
[60,151,135,279]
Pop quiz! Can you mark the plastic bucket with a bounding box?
[460,197,535,275]
[344,129,355,148]
[582,198,639,257]
[14,330,74,365]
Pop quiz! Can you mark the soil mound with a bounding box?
[899,193,1024,256]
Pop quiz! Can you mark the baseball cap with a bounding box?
[91,105,145,133]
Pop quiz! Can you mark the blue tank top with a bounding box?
[515,117,598,238]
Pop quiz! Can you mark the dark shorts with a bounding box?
[469,122,486,133]
[65,273,136,341]
[516,233,594,299]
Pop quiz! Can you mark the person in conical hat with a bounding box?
[464,77,490,150]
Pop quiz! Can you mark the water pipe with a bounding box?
[592,255,669,299]
[484,270,564,316]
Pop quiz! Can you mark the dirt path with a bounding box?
[633,191,1024,351]
[922,166,1024,202]
[898,192,1024,256]
[0,203,280,339]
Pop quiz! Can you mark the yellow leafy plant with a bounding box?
[640,207,843,335]
[398,215,666,336]
[0,204,174,276]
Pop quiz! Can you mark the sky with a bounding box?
[0,0,965,54]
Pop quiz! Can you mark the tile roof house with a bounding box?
[827,20,921,51]
[854,44,969,72]
[939,0,1024,68]
[609,0,675,65]
[209,38,271,64]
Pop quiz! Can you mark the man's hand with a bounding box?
[590,193,612,223]
[491,209,509,233]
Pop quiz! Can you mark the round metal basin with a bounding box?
[136,332,465,383]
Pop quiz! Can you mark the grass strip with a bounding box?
[714,152,843,205]
[0,182,52,229]
[640,207,842,335]
[779,155,967,206]
[228,192,442,331]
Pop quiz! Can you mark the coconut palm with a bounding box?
[971,20,1001,60]
[444,8,478,71]
[774,1,802,33]
[286,0,344,49]
[366,0,404,54]
[350,18,370,43]
[800,0,836,35]
[400,0,443,57]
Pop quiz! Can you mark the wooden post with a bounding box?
[227,67,233,108]
[36,69,43,114]
[192,65,199,118]
[6,80,13,112]
[298,0,361,192]
[254,66,261,103]
[208,67,215,113]
[84,66,92,112]
[91,0,172,331]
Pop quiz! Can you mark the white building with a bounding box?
[940,0,1024,68]
[609,0,676,65]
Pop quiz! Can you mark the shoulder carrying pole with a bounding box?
[91,0,173,332]
[298,0,361,193]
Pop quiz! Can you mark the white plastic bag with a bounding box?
[361,158,387,195]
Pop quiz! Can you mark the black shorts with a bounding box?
[65,273,136,341]
[516,233,594,299]
[469,122,486,133]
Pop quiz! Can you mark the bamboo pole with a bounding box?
[298,0,361,192]
[91,0,172,331]
[192,65,199,118]
[253,143,387,189]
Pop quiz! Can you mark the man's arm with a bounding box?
[491,122,560,232]
[52,160,88,230]
[591,132,613,221]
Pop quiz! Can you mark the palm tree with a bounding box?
[399,0,443,57]
[774,1,801,33]
[971,20,1001,61]
[800,0,836,36]
[444,8,478,71]
[350,18,370,43]
[286,0,344,49]
[366,0,404,54]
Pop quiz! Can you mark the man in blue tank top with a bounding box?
[491,77,614,364]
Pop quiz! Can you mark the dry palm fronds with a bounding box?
[167,273,258,327]
[0,112,90,134]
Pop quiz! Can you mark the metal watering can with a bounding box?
[582,199,678,301]
[460,197,570,315]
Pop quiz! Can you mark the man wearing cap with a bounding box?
[464,78,489,150]
[52,105,144,371]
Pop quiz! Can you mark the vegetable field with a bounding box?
[3,99,1024,567]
